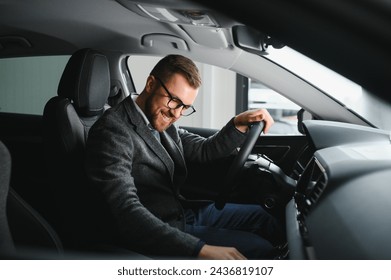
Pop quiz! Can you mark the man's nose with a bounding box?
[170,106,183,118]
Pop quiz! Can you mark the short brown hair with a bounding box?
[150,54,202,89]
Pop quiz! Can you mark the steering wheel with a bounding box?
[215,121,265,209]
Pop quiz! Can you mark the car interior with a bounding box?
[1,0,391,260]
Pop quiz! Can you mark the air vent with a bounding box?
[291,145,313,180]
[305,159,327,211]
[296,157,327,216]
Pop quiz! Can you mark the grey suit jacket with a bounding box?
[85,95,247,257]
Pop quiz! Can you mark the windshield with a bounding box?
[266,47,391,131]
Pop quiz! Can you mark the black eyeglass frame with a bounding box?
[155,76,196,116]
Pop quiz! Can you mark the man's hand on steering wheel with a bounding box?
[215,108,274,210]
[233,108,274,134]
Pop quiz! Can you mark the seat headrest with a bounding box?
[58,48,110,117]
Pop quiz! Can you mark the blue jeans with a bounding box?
[184,203,282,259]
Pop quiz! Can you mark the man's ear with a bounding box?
[145,75,155,93]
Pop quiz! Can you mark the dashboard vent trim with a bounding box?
[296,157,328,216]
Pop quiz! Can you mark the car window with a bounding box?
[0,56,69,115]
[265,47,391,131]
[127,55,300,134]
[248,79,300,134]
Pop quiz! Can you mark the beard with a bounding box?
[144,93,174,132]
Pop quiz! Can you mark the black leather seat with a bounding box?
[42,48,118,251]
[0,141,15,255]
[44,48,111,161]
[0,140,63,259]
[7,188,64,257]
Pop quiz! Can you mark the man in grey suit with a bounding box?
[85,54,282,259]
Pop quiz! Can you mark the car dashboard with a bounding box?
[287,120,391,259]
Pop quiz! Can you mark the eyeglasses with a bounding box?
[155,77,196,116]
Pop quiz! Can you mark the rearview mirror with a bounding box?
[232,25,284,55]
[297,108,314,134]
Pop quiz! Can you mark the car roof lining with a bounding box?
[0,0,389,125]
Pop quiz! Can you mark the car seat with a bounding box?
[0,141,15,255]
[0,140,63,259]
[42,48,119,251]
